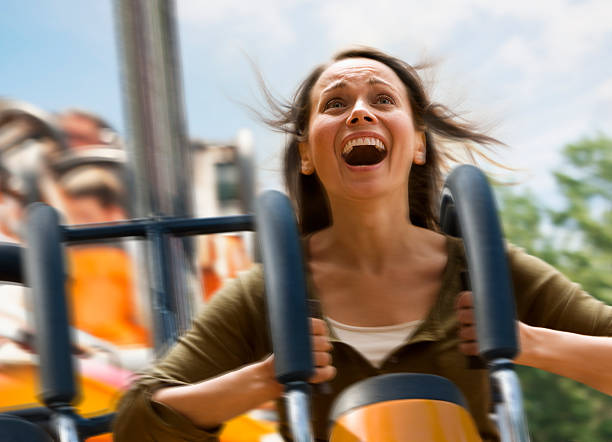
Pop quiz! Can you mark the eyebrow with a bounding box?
[320,77,397,95]
[320,79,346,94]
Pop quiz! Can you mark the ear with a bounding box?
[413,132,426,165]
[298,142,314,175]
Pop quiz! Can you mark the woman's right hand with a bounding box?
[144,317,337,431]
[260,317,336,386]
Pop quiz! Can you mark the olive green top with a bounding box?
[113,237,612,441]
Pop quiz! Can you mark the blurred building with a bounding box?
[191,130,256,300]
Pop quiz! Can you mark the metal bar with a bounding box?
[62,215,255,241]
[147,224,179,352]
[490,359,530,442]
[441,166,518,360]
[114,0,193,218]
[114,0,196,350]
[286,385,314,442]
[53,412,79,442]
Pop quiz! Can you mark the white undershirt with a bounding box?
[326,317,424,368]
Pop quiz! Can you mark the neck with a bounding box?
[314,191,430,271]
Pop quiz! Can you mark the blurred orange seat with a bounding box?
[67,246,149,347]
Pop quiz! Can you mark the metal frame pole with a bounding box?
[114,0,195,353]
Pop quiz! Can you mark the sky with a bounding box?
[1,0,612,200]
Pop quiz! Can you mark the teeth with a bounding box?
[342,137,386,156]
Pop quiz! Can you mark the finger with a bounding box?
[455,291,474,309]
[311,334,332,352]
[309,365,337,384]
[313,350,332,367]
[260,354,276,378]
[310,317,328,336]
[459,324,477,341]
[456,308,475,325]
[459,341,479,356]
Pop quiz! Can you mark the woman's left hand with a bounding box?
[455,290,612,395]
[455,290,528,358]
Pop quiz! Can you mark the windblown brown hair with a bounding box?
[259,47,502,234]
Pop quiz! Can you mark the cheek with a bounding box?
[308,120,337,162]
[391,117,418,153]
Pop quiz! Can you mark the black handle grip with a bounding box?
[255,191,313,384]
[440,165,518,361]
[23,203,77,407]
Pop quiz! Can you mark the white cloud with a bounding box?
[316,0,474,51]
[176,0,304,49]
[596,78,612,102]
[495,36,542,78]
[178,0,293,24]
[313,0,611,75]
[477,0,612,73]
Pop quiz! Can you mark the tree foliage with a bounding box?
[496,134,612,441]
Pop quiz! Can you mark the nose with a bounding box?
[346,100,377,126]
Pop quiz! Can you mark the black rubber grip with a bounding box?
[440,165,518,361]
[23,203,77,406]
[255,191,313,384]
[0,242,24,284]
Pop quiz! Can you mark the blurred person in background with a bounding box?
[51,108,149,347]
[0,163,25,243]
[0,99,59,349]
[57,164,149,347]
[58,109,118,149]
[60,165,128,224]
[0,100,149,349]
[0,102,143,426]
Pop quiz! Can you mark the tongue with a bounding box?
[343,145,386,166]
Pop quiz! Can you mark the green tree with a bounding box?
[550,135,612,304]
[496,134,612,441]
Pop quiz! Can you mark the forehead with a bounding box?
[312,57,406,98]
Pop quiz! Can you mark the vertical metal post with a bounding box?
[147,224,179,348]
[114,0,196,353]
[491,360,530,442]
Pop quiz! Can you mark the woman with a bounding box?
[113,48,612,441]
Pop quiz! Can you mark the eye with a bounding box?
[376,95,395,105]
[324,99,345,110]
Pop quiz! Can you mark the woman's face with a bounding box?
[299,57,425,204]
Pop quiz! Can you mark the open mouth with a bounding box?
[342,137,387,166]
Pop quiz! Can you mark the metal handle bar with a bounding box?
[440,165,529,442]
[255,190,314,442]
[441,165,517,360]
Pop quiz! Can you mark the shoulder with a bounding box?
[203,264,265,313]
[235,263,265,293]
[503,242,565,287]
[188,264,267,336]
[187,264,270,356]
[443,236,556,280]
